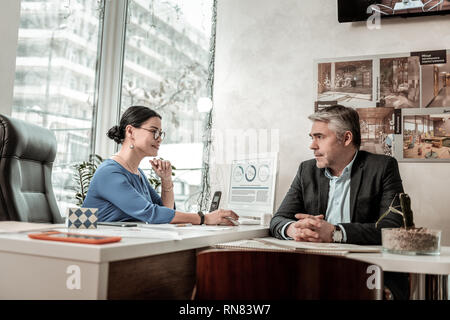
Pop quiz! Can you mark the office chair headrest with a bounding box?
[0,114,57,163]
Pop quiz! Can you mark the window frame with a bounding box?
[94,0,128,157]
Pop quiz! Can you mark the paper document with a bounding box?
[53,223,236,241]
[215,239,297,252]
[136,223,234,232]
[0,222,65,233]
[257,237,381,253]
[238,218,260,225]
[215,237,381,255]
[54,227,182,240]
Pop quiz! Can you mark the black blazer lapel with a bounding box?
[318,169,329,216]
[350,158,364,222]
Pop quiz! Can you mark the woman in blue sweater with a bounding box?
[83,106,238,225]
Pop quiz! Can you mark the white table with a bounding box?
[348,247,450,299]
[0,225,269,299]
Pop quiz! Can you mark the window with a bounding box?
[121,0,214,211]
[9,0,215,215]
[11,0,104,214]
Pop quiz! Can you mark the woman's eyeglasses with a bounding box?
[139,127,166,140]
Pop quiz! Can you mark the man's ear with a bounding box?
[343,131,353,147]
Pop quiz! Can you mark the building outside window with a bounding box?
[121,0,214,212]
[11,0,215,215]
[12,0,104,214]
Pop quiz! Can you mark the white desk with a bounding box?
[348,247,450,299]
[0,225,269,299]
[348,247,450,275]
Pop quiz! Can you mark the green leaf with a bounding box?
[72,153,104,204]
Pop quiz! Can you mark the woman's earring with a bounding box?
[130,144,134,149]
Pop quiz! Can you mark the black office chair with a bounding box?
[0,114,63,223]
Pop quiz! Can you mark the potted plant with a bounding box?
[73,154,104,206]
[376,193,441,255]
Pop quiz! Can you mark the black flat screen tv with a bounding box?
[338,0,450,22]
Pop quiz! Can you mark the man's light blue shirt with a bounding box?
[323,151,358,242]
[281,151,358,242]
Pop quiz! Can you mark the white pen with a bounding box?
[225,217,239,226]
[175,223,192,227]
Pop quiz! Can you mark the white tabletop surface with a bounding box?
[2,224,448,275]
[0,224,269,263]
[347,246,450,275]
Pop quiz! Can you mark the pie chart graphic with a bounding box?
[233,165,244,182]
[245,165,257,182]
[258,164,270,182]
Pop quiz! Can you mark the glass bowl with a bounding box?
[381,228,441,255]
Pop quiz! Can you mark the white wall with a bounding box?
[212,0,450,244]
[0,0,21,115]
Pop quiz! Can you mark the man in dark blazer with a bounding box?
[270,147,404,244]
[270,105,408,299]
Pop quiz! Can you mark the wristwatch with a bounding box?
[197,211,205,225]
[332,225,343,243]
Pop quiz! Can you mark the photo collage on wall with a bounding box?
[314,49,450,162]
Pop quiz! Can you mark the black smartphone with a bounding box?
[209,191,222,212]
[98,221,138,227]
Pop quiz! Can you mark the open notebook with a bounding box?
[214,237,381,255]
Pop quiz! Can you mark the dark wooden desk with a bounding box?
[195,249,383,300]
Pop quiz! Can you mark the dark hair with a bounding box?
[308,104,361,149]
[107,106,162,144]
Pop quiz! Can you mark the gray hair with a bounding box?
[308,105,361,149]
